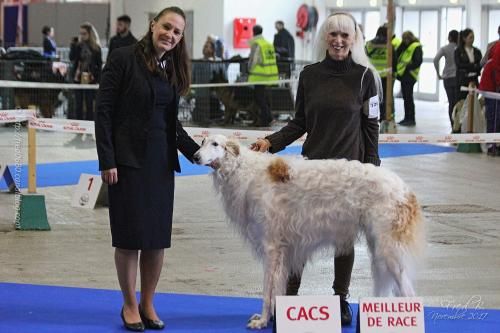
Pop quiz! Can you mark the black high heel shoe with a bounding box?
[139,305,165,330]
[120,307,145,332]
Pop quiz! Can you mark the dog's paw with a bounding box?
[247,313,268,329]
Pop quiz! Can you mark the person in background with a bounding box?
[191,38,226,122]
[108,15,137,60]
[95,6,201,331]
[207,34,227,60]
[70,22,102,125]
[366,25,396,122]
[248,24,279,126]
[273,20,295,59]
[479,43,500,156]
[434,30,459,130]
[396,31,423,126]
[42,25,57,58]
[480,25,500,68]
[455,28,482,102]
[251,12,382,327]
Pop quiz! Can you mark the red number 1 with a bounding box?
[88,177,94,191]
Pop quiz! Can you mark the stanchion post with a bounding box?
[467,82,475,133]
[457,82,482,153]
[380,0,397,134]
[16,106,50,230]
[28,126,36,193]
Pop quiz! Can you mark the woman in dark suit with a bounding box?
[455,28,482,101]
[95,6,199,331]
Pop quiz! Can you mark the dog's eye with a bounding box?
[201,138,206,145]
[212,142,219,147]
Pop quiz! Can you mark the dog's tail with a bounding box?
[391,192,426,273]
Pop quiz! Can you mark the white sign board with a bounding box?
[276,295,341,333]
[359,297,425,333]
[71,173,108,209]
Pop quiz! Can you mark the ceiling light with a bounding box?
[370,0,377,7]
[408,0,417,4]
[337,0,344,7]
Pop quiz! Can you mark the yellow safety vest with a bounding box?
[392,37,402,49]
[366,41,389,78]
[396,42,421,81]
[248,37,279,83]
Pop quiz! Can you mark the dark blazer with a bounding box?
[455,46,482,89]
[42,36,56,57]
[107,33,137,61]
[70,42,102,83]
[95,45,199,172]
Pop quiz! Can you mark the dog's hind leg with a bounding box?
[392,266,415,297]
[373,247,415,297]
[247,246,285,329]
[372,258,395,297]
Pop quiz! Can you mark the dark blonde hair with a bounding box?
[80,22,100,52]
[402,31,419,45]
[135,6,190,95]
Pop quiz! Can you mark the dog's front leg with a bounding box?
[247,247,283,329]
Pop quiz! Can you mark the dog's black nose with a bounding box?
[193,153,200,163]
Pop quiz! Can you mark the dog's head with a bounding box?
[193,134,240,166]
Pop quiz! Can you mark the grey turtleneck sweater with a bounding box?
[266,54,381,166]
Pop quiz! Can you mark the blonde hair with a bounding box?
[314,12,382,99]
[80,22,101,51]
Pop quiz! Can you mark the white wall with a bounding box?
[110,0,224,59]
[109,0,498,60]
[223,0,327,61]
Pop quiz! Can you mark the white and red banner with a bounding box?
[0,109,35,123]
[1,110,499,144]
[28,118,94,134]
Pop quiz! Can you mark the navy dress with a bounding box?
[108,75,175,249]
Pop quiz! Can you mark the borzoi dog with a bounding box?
[193,135,424,329]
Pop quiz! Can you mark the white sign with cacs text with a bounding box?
[275,295,341,333]
[359,297,425,333]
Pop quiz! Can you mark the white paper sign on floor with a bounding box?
[359,297,425,333]
[71,173,108,209]
[275,295,341,333]
[0,164,18,193]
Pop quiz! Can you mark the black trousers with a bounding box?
[443,77,458,128]
[400,78,416,122]
[286,248,355,297]
[380,77,395,121]
[254,85,272,125]
[75,90,96,121]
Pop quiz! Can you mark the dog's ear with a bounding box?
[225,140,240,156]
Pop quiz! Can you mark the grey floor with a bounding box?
[1,99,499,311]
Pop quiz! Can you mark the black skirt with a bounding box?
[108,76,174,250]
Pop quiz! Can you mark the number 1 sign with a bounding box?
[71,173,108,209]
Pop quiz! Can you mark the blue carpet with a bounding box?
[0,283,498,333]
[0,144,455,190]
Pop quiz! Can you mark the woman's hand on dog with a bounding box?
[102,168,118,185]
[250,138,271,152]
